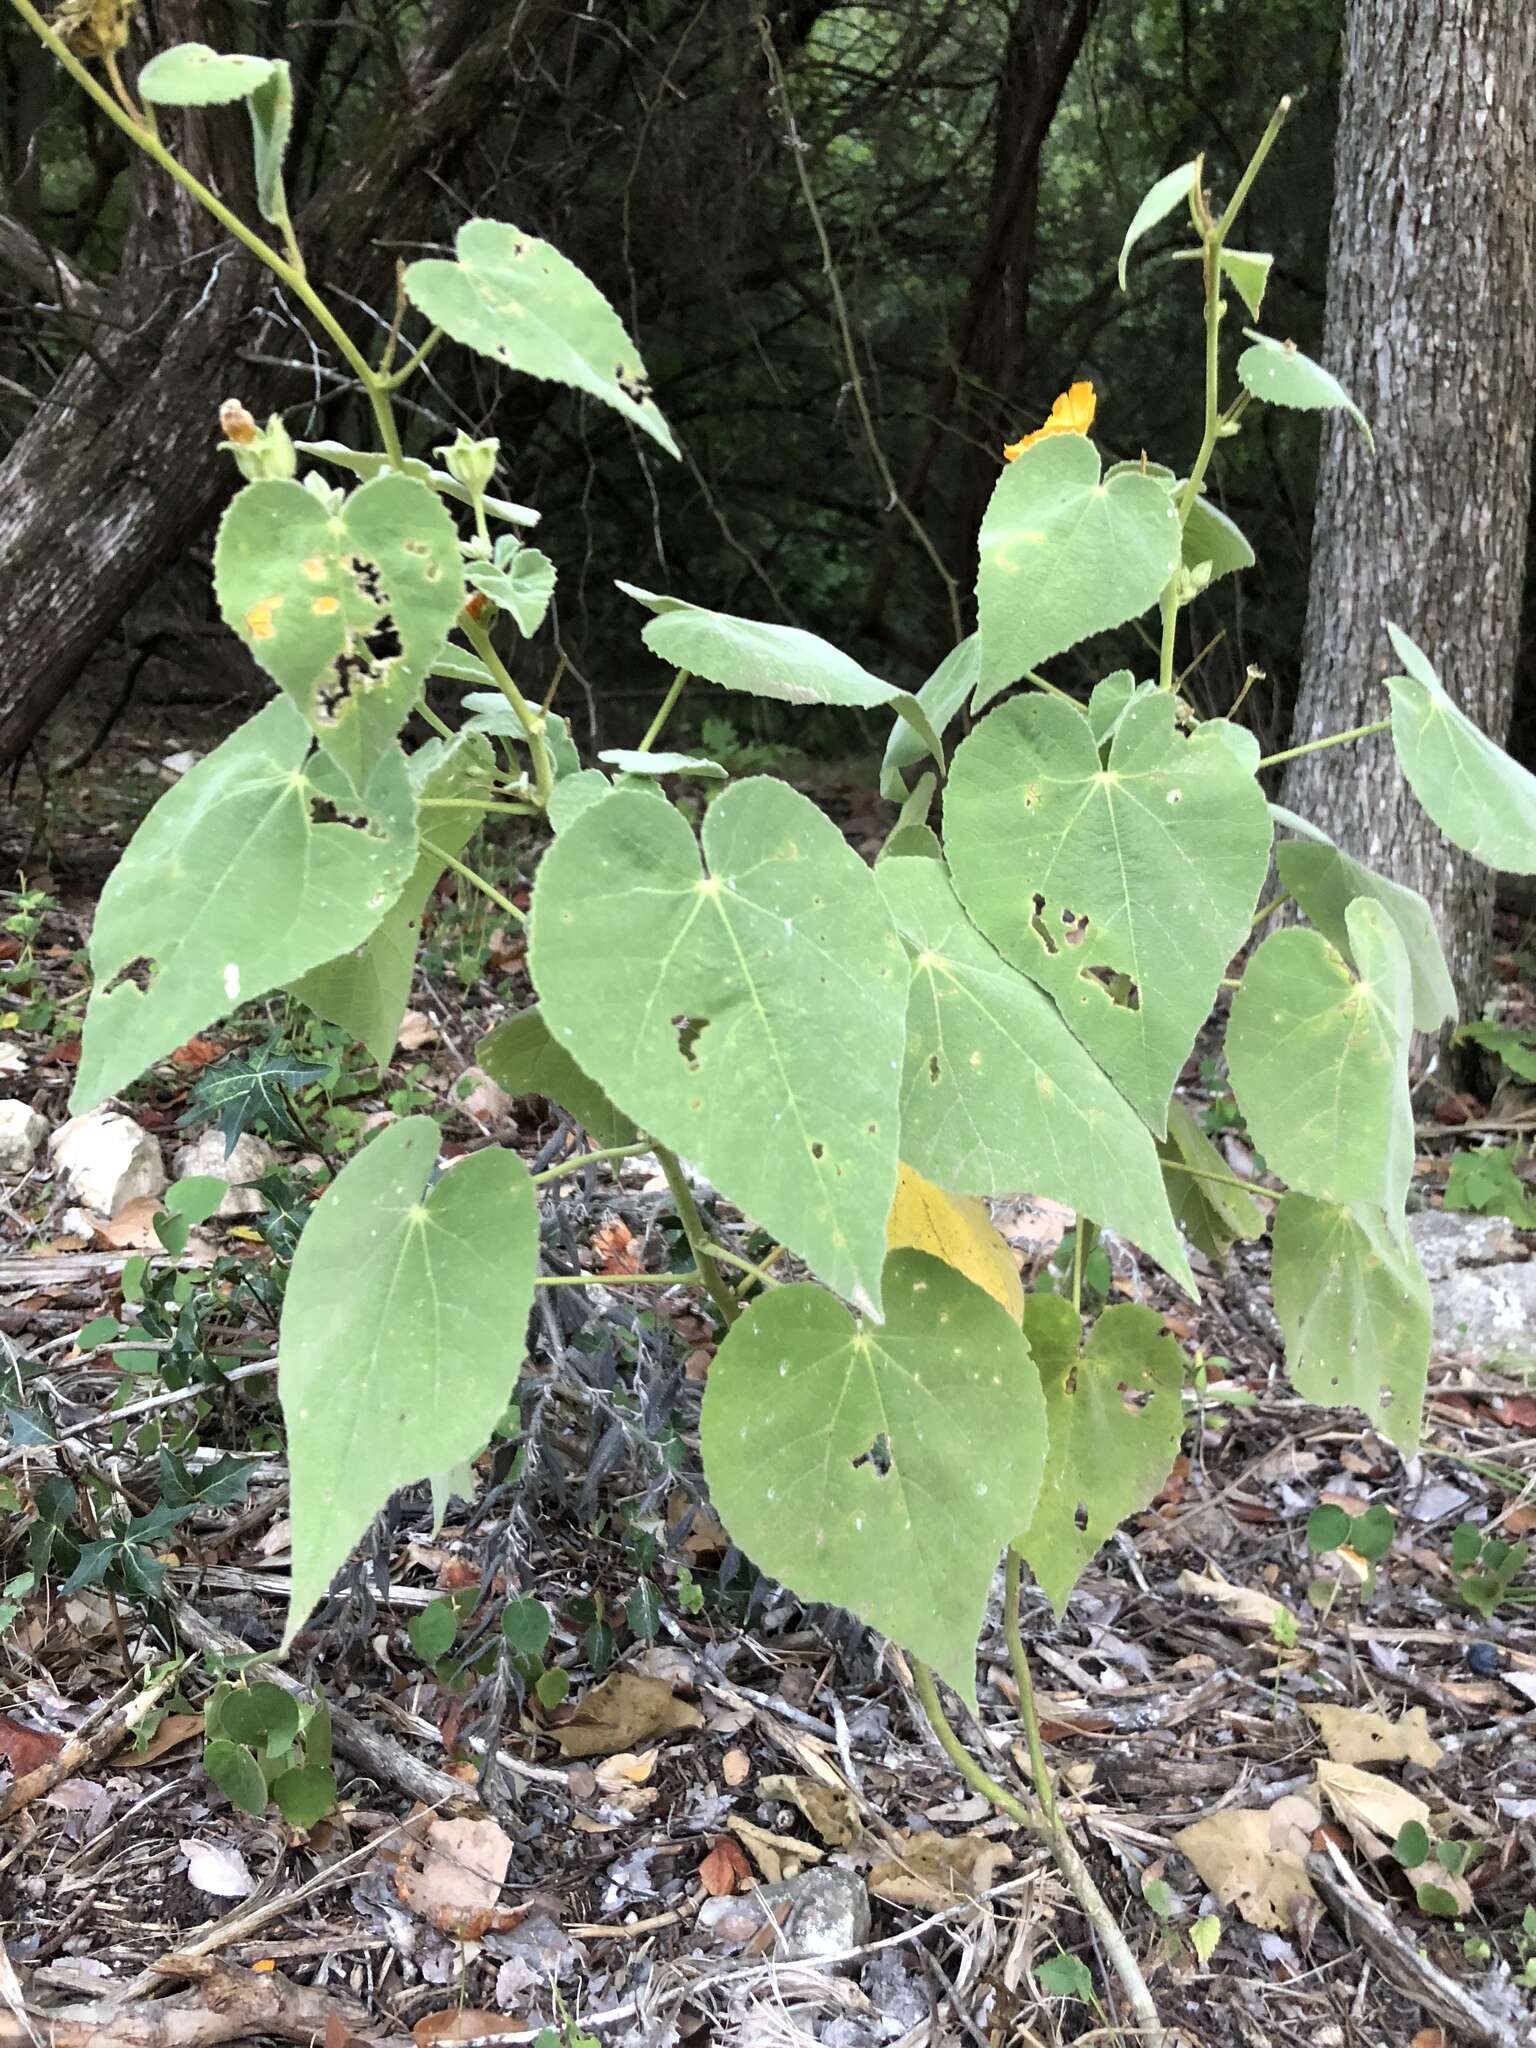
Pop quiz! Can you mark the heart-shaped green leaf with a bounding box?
[404,220,678,456]
[215,475,464,792]
[217,1682,300,1757]
[1385,625,1536,875]
[1155,1097,1266,1262]
[975,436,1181,704]
[1272,807,1456,1033]
[1272,1195,1430,1451]
[1227,900,1413,1213]
[467,547,556,637]
[530,781,908,1312]
[73,699,417,1113]
[290,732,494,1067]
[139,42,275,103]
[875,856,1194,1293]
[272,1762,337,1830]
[1236,333,1373,448]
[944,684,1272,1132]
[700,1251,1047,1704]
[1182,491,1254,585]
[1015,1300,1184,1613]
[1118,160,1201,288]
[279,1116,538,1640]
[203,1738,269,1815]
[477,1006,637,1150]
[617,583,943,778]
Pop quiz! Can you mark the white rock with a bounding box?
[49,1112,166,1219]
[160,749,202,780]
[171,1130,276,1217]
[1407,1209,1536,1365]
[451,1066,511,1126]
[0,1100,47,1174]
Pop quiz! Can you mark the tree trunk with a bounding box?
[1280,0,1536,1014]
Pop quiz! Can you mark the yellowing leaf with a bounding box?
[1174,1797,1319,1931]
[550,1672,703,1758]
[1004,381,1096,460]
[1176,1568,1293,1631]
[1315,1761,1431,1858]
[1305,1704,1441,1771]
[759,1773,862,1848]
[886,1165,1022,1320]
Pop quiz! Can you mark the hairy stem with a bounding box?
[535,1269,702,1289]
[531,1143,653,1186]
[655,1147,740,1327]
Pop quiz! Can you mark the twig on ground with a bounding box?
[0,1667,179,1823]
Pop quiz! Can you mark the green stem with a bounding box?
[419,798,539,817]
[535,1269,702,1289]
[1156,586,1179,695]
[378,327,443,391]
[1071,1219,1087,1319]
[462,614,555,807]
[1161,1156,1265,1199]
[1214,94,1292,245]
[421,840,525,924]
[1258,717,1391,770]
[416,698,458,744]
[655,1147,739,1327]
[637,670,690,754]
[702,1241,783,1293]
[531,1143,652,1186]
[1251,892,1289,929]
[1024,667,1080,709]
[911,1660,1043,1835]
[1003,1551,1059,1828]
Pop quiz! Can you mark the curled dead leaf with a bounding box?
[868,1830,1014,1910]
[727,1815,824,1883]
[391,1814,520,1938]
[1177,1568,1292,1630]
[759,1772,862,1847]
[699,1834,752,1897]
[1315,1761,1431,1860]
[1174,1795,1320,1931]
[550,1672,703,1759]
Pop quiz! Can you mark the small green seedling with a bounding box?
[1449,1520,1530,1618]
[203,1679,336,1828]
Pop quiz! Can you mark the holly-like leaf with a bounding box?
[1117,160,1201,288]
[476,1005,638,1150]
[1236,333,1374,448]
[1271,1195,1430,1452]
[279,1117,537,1640]
[139,42,275,103]
[876,856,1194,1291]
[466,547,556,637]
[617,583,944,779]
[887,1163,1023,1320]
[944,685,1272,1133]
[1219,248,1272,320]
[179,1038,330,1151]
[1156,1097,1266,1262]
[1272,809,1456,1034]
[214,475,465,791]
[531,781,907,1312]
[880,635,980,799]
[1384,624,1536,875]
[1228,901,1413,1214]
[290,732,495,1067]
[73,699,417,1113]
[1015,1300,1184,1613]
[700,1251,1048,1705]
[403,220,679,456]
[975,436,1181,704]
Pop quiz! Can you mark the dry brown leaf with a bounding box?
[391,1814,518,1937]
[0,1713,63,1776]
[868,1830,1014,1909]
[591,1216,641,1275]
[414,2013,527,2044]
[593,1748,658,1790]
[1410,2031,1447,2048]
[1305,1704,1442,1770]
[1176,1568,1292,1629]
[550,1672,703,1758]
[726,1815,823,1883]
[116,1712,204,1769]
[1315,1761,1431,1859]
[721,1747,752,1788]
[699,1834,752,1897]
[397,1009,438,1050]
[91,1195,165,1251]
[759,1772,862,1847]
[1174,1797,1320,1931]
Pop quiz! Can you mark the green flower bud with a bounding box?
[437,431,500,497]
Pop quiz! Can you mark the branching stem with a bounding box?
[531,1144,652,1186]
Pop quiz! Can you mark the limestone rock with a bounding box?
[1408,1209,1536,1366]
[49,1112,165,1219]
[0,1100,47,1174]
[172,1130,276,1217]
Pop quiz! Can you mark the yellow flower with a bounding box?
[1003,380,1096,461]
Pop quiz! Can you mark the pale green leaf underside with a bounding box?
[290,732,494,1067]
[477,1005,638,1150]
[1016,1300,1184,1614]
[1236,333,1374,449]
[1271,1194,1429,1452]
[547,769,614,831]
[403,220,678,456]
[1273,813,1456,1034]
[214,475,465,791]
[73,699,416,1113]
[975,436,1181,703]
[247,62,294,225]
[876,857,1194,1295]
[700,1251,1047,1705]
[1385,624,1536,875]
[598,749,727,780]
[1156,1096,1266,1262]
[945,685,1273,1133]
[880,634,979,798]
[139,42,275,103]
[1117,160,1200,288]
[295,441,540,529]
[617,582,944,779]
[1228,900,1414,1213]
[467,548,556,637]
[280,1116,537,1640]
[1183,491,1255,584]
[529,780,908,1313]
[1219,248,1272,321]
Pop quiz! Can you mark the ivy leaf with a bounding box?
[887,1163,1023,1320]
[1271,1195,1430,1451]
[1117,160,1201,288]
[139,42,275,103]
[73,699,417,1113]
[203,1739,270,1816]
[1156,1098,1266,1263]
[180,1038,331,1151]
[616,583,944,780]
[1272,807,1456,1034]
[1385,624,1536,874]
[476,1005,638,1150]
[876,856,1194,1292]
[1015,1300,1184,1614]
[279,1117,538,1641]
[700,1251,1048,1706]
[1443,1145,1536,1227]
[290,732,495,1067]
[880,635,980,799]
[466,547,557,637]
[403,220,678,456]
[530,781,908,1313]
[214,475,465,792]
[1453,1020,1536,1084]
[944,685,1272,1133]
[1236,333,1374,449]
[1228,901,1413,1214]
[1219,248,1273,320]
[975,436,1181,704]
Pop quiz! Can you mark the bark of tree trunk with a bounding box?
[1280,0,1536,1014]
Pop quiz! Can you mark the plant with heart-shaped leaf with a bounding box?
[20,24,1536,2032]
